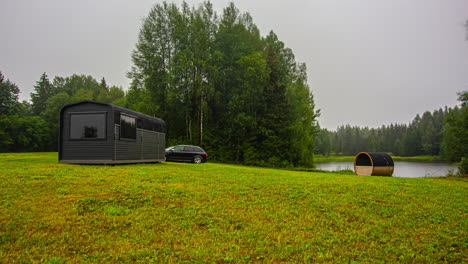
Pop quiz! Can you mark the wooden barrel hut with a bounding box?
[354,152,394,176]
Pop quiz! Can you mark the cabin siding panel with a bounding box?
[60,103,114,161]
[116,129,140,160]
[61,141,112,160]
[141,130,166,160]
[115,130,166,160]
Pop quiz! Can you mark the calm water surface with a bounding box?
[315,161,458,178]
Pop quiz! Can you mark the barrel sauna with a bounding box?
[354,152,394,176]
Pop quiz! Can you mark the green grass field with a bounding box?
[0,153,466,263]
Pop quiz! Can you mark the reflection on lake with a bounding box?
[315,161,458,178]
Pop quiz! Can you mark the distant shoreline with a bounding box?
[314,155,448,163]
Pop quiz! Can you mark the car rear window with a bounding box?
[186,146,203,152]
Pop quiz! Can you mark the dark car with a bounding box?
[165,145,208,164]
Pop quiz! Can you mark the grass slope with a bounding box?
[0,153,466,263]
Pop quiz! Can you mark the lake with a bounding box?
[315,161,458,178]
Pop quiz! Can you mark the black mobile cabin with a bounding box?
[59,100,166,164]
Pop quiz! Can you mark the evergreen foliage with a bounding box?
[0,71,20,115]
[442,91,468,162]
[30,73,53,115]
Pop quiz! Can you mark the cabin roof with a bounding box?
[60,100,165,125]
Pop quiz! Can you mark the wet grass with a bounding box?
[314,155,355,163]
[0,153,466,263]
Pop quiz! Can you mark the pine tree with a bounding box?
[100,77,108,91]
[31,73,53,115]
[442,91,468,162]
[0,72,20,115]
[288,63,319,166]
[257,44,291,165]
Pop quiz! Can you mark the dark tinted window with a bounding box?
[70,113,106,140]
[173,146,184,151]
[197,147,204,152]
[121,114,136,140]
[186,146,203,152]
[185,146,193,152]
[139,118,165,133]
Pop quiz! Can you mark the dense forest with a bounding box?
[0,72,126,152]
[0,2,466,168]
[127,2,319,167]
[315,92,467,163]
[0,2,319,167]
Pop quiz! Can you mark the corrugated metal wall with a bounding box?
[141,130,165,160]
[115,127,165,161]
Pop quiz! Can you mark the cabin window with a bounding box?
[69,112,106,140]
[120,114,137,140]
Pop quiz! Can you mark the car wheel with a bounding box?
[193,155,202,164]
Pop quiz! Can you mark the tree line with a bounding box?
[0,72,126,152]
[315,91,467,163]
[0,2,319,167]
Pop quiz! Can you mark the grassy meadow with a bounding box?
[0,153,466,263]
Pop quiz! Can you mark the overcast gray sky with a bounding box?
[1,0,467,130]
